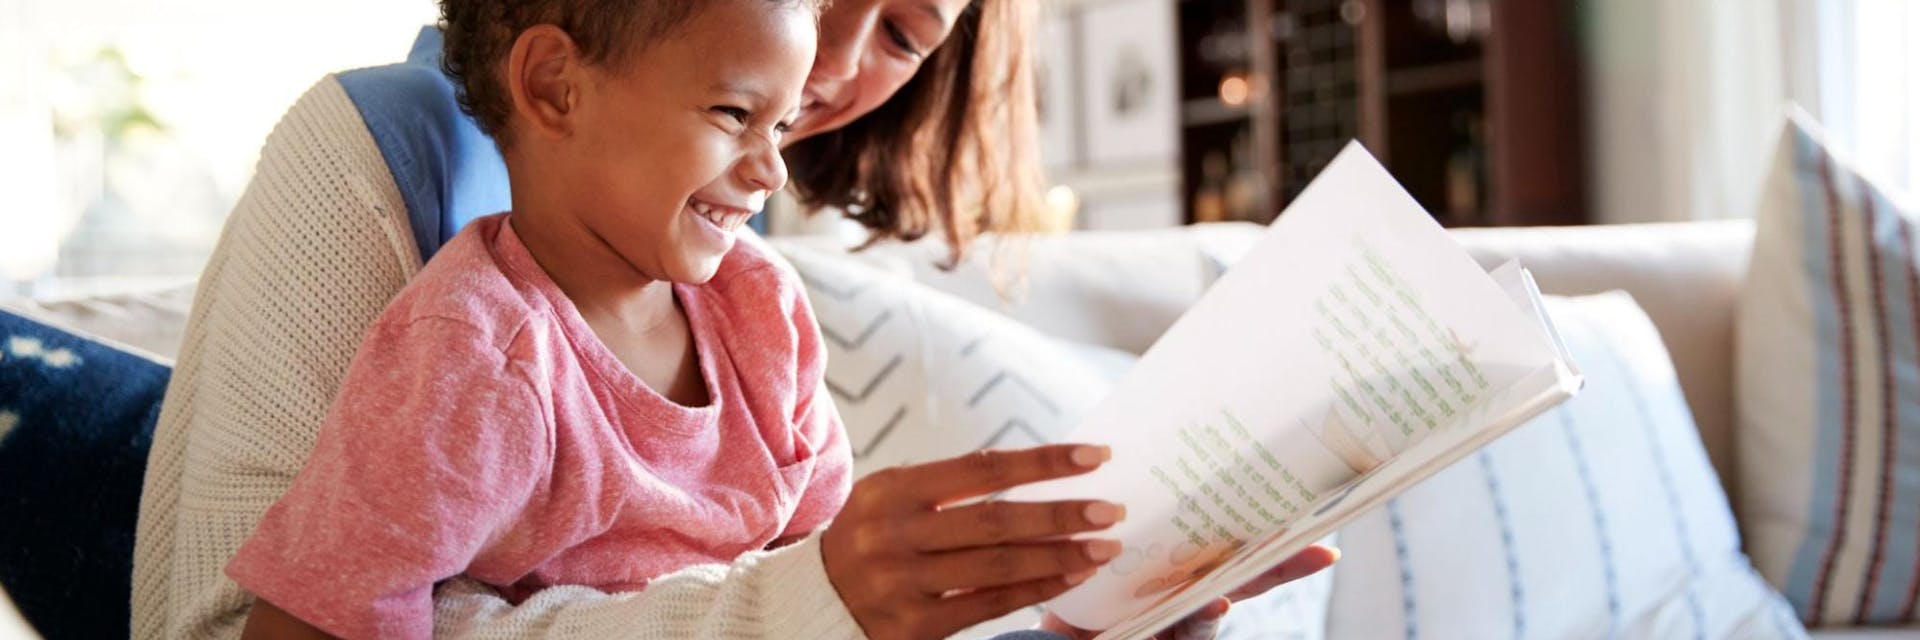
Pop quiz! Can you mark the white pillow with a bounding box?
[776,243,1122,471]
[1327,292,1804,639]
[1736,112,1920,626]
[775,243,1330,639]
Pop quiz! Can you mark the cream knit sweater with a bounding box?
[130,77,864,640]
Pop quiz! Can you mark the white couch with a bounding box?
[10,218,1915,638]
[787,220,1753,498]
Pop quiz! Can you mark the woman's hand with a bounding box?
[821,444,1129,640]
[1036,544,1340,640]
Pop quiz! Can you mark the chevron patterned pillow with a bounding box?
[775,243,1130,475]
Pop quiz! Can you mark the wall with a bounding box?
[1039,0,1186,231]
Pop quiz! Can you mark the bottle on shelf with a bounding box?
[1444,112,1486,225]
[1225,130,1265,221]
[1412,0,1491,44]
[1193,151,1230,224]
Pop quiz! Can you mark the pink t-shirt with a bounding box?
[227,214,852,639]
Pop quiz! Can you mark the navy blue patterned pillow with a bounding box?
[0,308,168,639]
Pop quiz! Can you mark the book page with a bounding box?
[1094,266,1582,639]
[1095,360,1579,640]
[1004,143,1570,631]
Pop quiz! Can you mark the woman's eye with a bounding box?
[712,106,751,124]
[882,21,923,59]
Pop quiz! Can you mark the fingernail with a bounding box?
[1064,569,1096,586]
[1085,539,1123,562]
[1070,445,1112,467]
[1084,502,1126,525]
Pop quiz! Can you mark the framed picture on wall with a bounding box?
[1078,0,1179,166]
[1036,9,1078,170]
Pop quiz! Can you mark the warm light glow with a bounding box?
[1045,184,1081,227]
[1219,75,1251,108]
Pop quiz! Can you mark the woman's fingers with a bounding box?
[821,444,1120,639]
[913,539,1121,594]
[891,444,1111,507]
[921,574,1091,636]
[1221,544,1341,602]
[913,500,1126,552]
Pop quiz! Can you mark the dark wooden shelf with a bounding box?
[1183,98,1253,127]
[1175,0,1586,228]
[1384,61,1483,96]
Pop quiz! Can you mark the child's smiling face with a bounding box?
[550,0,816,284]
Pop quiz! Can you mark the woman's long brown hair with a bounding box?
[782,0,1050,268]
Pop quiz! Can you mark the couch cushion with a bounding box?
[775,223,1255,356]
[0,308,169,639]
[1,281,194,362]
[1327,292,1802,639]
[1449,221,1753,495]
[1737,112,1920,625]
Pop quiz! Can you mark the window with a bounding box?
[0,0,437,298]
[1805,0,1920,195]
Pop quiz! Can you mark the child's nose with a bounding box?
[739,139,789,194]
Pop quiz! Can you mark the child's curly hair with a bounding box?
[439,0,823,147]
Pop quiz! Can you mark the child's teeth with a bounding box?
[690,200,749,231]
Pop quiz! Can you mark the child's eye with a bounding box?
[775,120,795,134]
[711,106,751,124]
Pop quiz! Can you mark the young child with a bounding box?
[224,0,851,637]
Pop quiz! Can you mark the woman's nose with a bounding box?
[811,6,869,83]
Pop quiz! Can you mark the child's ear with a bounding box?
[506,24,581,141]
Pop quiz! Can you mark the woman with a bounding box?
[130,1,1335,638]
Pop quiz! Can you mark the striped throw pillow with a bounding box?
[1328,292,1804,639]
[1737,112,1920,625]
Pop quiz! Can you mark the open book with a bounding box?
[1004,143,1583,637]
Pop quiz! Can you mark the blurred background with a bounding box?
[0,0,1915,298]
[0,0,436,298]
